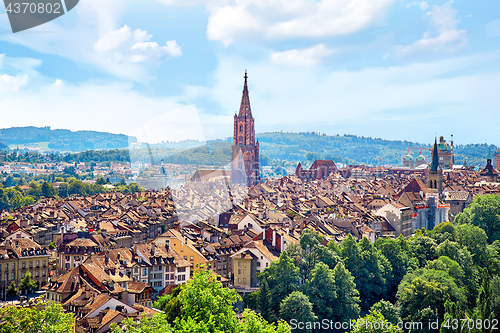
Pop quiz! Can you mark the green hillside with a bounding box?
[255,132,496,167]
[0,126,136,151]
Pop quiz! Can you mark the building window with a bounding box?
[238,269,241,275]
[12,273,15,280]
[256,262,260,267]
[178,275,185,281]
[190,256,194,261]
[143,268,147,276]
[178,267,186,273]
[238,261,241,267]
[184,256,187,260]
[22,262,26,269]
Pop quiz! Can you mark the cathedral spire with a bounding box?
[430,138,439,171]
[239,70,252,118]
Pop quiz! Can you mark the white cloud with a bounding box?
[271,44,334,66]
[0,0,182,82]
[94,25,181,66]
[405,1,428,10]
[398,1,467,54]
[0,74,28,91]
[419,1,429,10]
[178,0,397,45]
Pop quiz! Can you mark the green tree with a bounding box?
[428,222,455,244]
[436,240,479,306]
[455,194,500,243]
[454,224,490,267]
[408,235,437,267]
[95,177,106,185]
[259,277,274,322]
[397,268,467,323]
[0,301,74,333]
[48,241,56,250]
[352,237,387,310]
[58,182,69,197]
[332,261,361,322]
[41,182,56,198]
[259,251,300,315]
[302,262,337,320]
[20,271,38,293]
[375,236,415,302]
[369,300,399,325]
[176,269,240,333]
[279,291,317,333]
[27,181,42,199]
[6,281,18,298]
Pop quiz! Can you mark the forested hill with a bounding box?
[256,132,426,166]
[255,132,497,167]
[0,126,136,151]
[0,128,496,167]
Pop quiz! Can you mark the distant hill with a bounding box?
[255,132,496,167]
[0,126,136,151]
[60,141,233,167]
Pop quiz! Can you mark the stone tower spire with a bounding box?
[238,70,252,118]
[430,138,439,172]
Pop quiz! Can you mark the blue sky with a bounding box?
[0,0,499,145]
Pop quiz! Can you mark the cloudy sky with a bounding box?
[0,0,499,145]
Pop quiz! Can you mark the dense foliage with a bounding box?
[120,269,290,333]
[0,302,75,333]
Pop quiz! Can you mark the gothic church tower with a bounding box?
[231,71,260,186]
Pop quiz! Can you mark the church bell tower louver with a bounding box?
[231,71,260,186]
